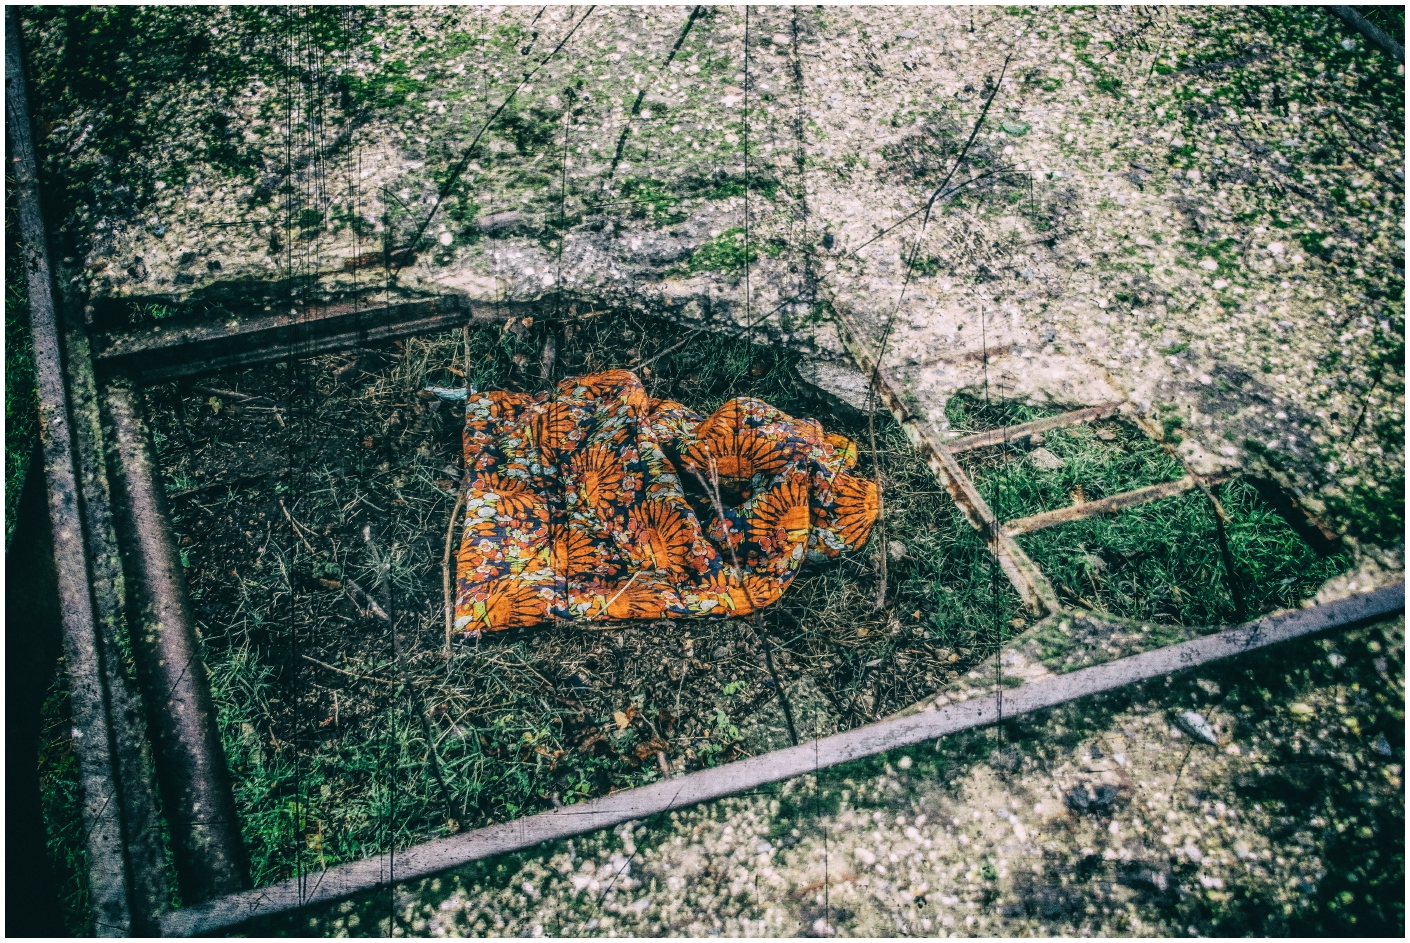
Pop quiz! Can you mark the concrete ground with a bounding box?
[268,612,1403,938]
[17,5,1403,935]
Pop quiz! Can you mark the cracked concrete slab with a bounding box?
[26,4,1401,561]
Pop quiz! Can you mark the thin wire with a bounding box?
[744,5,751,348]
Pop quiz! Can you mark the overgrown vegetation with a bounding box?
[5,166,37,544]
[241,616,1403,937]
[141,309,1018,887]
[947,394,1350,626]
[37,672,92,935]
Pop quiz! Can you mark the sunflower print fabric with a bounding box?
[453,370,878,635]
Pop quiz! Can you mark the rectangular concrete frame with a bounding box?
[13,6,1394,934]
[73,291,1382,934]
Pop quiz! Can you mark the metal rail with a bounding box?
[93,294,486,382]
[1003,473,1235,536]
[160,583,1405,936]
[104,378,252,901]
[946,402,1125,453]
[7,10,175,933]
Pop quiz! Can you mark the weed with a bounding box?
[142,309,1019,885]
[678,227,757,275]
[5,172,37,544]
[947,394,1350,626]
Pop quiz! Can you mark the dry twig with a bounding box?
[443,487,466,657]
[279,499,318,555]
[300,653,393,685]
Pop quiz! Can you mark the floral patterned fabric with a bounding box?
[454,370,878,634]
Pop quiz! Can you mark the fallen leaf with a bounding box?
[634,738,670,760]
[613,710,630,729]
[318,578,342,590]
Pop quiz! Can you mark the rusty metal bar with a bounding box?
[1326,5,1404,64]
[7,10,154,933]
[160,582,1405,936]
[946,402,1125,454]
[103,378,252,902]
[1003,473,1234,536]
[829,307,1061,615]
[92,294,493,382]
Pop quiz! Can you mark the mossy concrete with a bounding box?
[25,5,1403,559]
[18,5,1403,932]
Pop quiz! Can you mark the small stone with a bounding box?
[439,231,454,245]
[1327,652,1346,667]
[1027,447,1064,471]
[1372,733,1393,757]
[898,29,919,39]
[795,359,874,412]
[1065,782,1119,815]
[477,210,523,233]
[1199,257,1218,270]
[1174,710,1218,745]
[1117,861,1170,894]
[1288,703,1315,723]
[769,33,790,46]
[887,540,908,562]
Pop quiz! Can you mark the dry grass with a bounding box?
[145,308,1015,887]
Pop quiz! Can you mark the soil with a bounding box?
[145,308,1008,884]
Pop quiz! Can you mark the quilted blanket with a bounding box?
[453,370,878,634]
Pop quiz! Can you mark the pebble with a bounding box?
[1174,710,1219,745]
[1028,447,1064,471]
[1372,733,1393,757]
[477,210,523,233]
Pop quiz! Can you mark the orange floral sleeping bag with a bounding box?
[453,370,878,635]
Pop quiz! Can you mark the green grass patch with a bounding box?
[5,209,37,545]
[141,308,1019,888]
[947,394,1350,626]
[37,671,93,935]
[678,227,758,275]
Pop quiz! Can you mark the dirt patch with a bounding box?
[146,308,1018,885]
